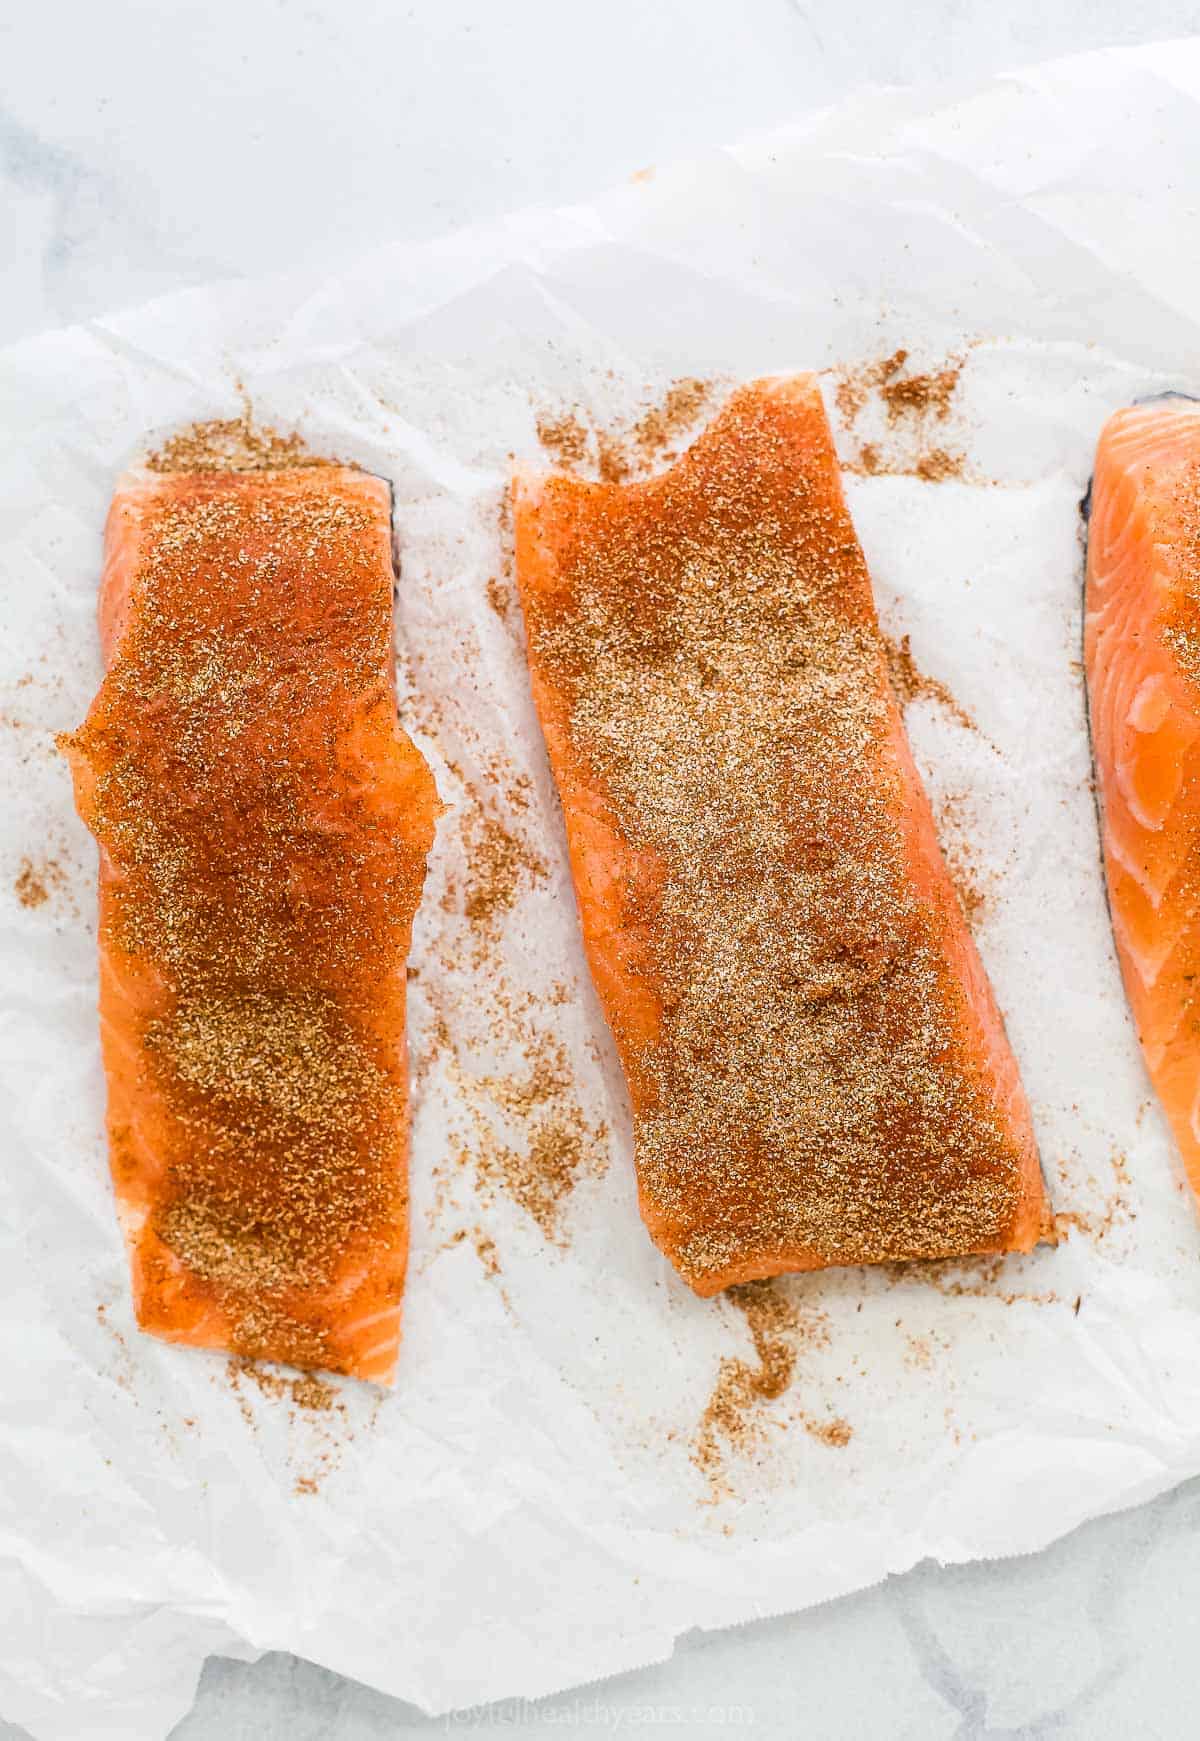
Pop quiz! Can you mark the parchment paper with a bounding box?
[4,39,1200,1740]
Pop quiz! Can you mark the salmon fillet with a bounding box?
[1086,396,1200,1197]
[61,462,439,1382]
[514,375,1045,1294]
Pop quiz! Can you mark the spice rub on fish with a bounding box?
[1086,397,1200,1200]
[513,375,1045,1294]
[61,462,439,1382]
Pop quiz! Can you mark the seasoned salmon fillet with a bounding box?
[61,460,439,1382]
[1086,397,1200,1198]
[513,375,1045,1294]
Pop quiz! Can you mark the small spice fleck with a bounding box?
[694,1280,843,1485]
[916,448,964,483]
[14,856,65,909]
[885,633,976,733]
[535,413,589,470]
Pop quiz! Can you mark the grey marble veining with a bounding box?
[6,1,1200,1734]
[128,1476,1200,1735]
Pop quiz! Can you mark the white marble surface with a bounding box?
[7,2,1200,1735]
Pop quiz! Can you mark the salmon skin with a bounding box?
[1086,396,1200,1199]
[514,376,1045,1294]
[61,463,439,1383]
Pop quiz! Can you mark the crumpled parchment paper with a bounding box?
[4,39,1200,1741]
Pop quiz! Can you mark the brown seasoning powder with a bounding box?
[470,1036,608,1241]
[885,633,977,733]
[834,351,966,480]
[694,1280,848,1482]
[536,379,715,484]
[535,413,589,470]
[15,856,66,909]
[934,794,990,929]
[146,414,331,475]
[412,674,608,1256]
[632,379,713,459]
[882,365,959,425]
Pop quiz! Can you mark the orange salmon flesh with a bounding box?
[513,375,1046,1293]
[1086,397,1200,1200]
[61,466,439,1383]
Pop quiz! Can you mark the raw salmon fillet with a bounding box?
[514,375,1045,1294]
[61,459,439,1382]
[1086,397,1200,1197]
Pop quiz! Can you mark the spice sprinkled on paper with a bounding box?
[885,633,977,733]
[14,856,67,910]
[147,413,331,475]
[535,413,589,470]
[536,378,716,484]
[468,1034,609,1241]
[833,349,967,480]
[632,379,712,460]
[409,702,609,1259]
[881,361,960,424]
[694,1281,848,1490]
[935,797,989,928]
[1053,1148,1133,1246]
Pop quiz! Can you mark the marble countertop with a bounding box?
[5,2,1199,1734]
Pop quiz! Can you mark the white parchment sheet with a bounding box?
[4,39,1200,1741]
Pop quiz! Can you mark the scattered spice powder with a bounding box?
[834,349,910,428]
[227,1357,337,1412]
[835,376,870,427]
[934,794,990,929]
[884,641,998,922]
[800,1413,854,1449]
[94,1299,135,1391]
[486,576,515,622]
[462,807,548,928]
[420,747,607,1253]
[597,432,631,485]
[834,350,967,481]
[146,413,330,475]
[904,1333,935,1370]
[695,1283,802,1476]
[1053,1148,1133,1244]
[885,633,977,733]
[224,1357,351,1494]
[536,378,715,485]
[916,449,964,483]
[470,1038,609,1242]
[535,412,589,470]
[846,442,966,481]
[694,1281,847,1485]
[882,363,960,425]
[472,1228,501,1276]
[632,379,712,459]
[887,1251,1060,1307]
[14,855,66,909]
[290,1374,335,1411]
